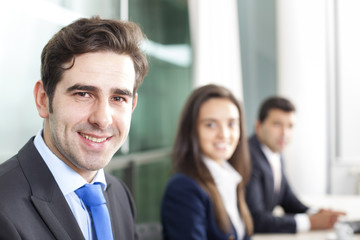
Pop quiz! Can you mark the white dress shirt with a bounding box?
[260,144,311,232]
[33,130,107,240]
[203,157,245,239]
[261,144,282,193]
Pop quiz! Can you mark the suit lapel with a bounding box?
[252,136,278,209]
[31,196,76,240]
[103,182,121,238]
[262,152,279,208]
[18,138,84,240]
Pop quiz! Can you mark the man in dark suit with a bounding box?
[245,97,344,233]
[0,17,148,239]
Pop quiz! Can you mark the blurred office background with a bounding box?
[0,0,359,225]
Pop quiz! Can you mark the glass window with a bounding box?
[126,0,192,153]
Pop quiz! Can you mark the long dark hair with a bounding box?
[172,84,253,235]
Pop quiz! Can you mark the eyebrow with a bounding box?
[66,84,97,93]
[66,84,133,98]
[113,88,133,98]
[200,117,239,121]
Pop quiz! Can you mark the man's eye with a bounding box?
[75,92,90,97]
[113,96,125,102]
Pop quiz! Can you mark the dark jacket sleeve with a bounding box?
[161,173,245,240]
[279,174,309,214]
[161,174,210,240]
[245,135,308,233]
[0,212,22,240]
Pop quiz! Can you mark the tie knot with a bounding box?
[75,183,106,207]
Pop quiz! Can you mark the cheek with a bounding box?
[233,128,240,140]
[114,111,133,131]
[197,132,209,151]
[198,128,212,143]
[52,99,88,121]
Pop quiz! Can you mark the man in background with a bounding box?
[245,96,345,233]
[0,17,148,239]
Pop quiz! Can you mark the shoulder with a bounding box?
[248,135,266,166]
[167,173,198,186]
[0,155,20,179]
[104,172,137,217]
[248,135,261,153]
[0,156,29,199]
[0,155,33,223]
[165,173,206,195]
[105,172,133,198]
[163,173,210,206]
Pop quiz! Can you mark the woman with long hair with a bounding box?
[161,84,253,240]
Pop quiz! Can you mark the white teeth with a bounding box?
[215,143,229,149]
[81,133,107,143]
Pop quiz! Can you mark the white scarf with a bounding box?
[203,157,245,239]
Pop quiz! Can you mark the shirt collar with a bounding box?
[261,143,281,164]
[203,156,242,185]
[33,129,107,195]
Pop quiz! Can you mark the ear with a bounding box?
[34,80,50,118]
[132,93,138,112]
[255,120,261,136]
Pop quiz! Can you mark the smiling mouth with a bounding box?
[214,143,230,149]
[80,133,108,143]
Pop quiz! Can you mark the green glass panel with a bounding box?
[110,0,192,224]
[134,157,172,223]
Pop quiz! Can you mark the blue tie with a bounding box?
[75,183,114,240]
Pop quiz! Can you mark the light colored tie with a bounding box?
[268,156,282,193]
[75,183,114,240]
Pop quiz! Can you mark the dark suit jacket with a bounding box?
[161,173,250,240]
[0,137,138,240]
[245,135,309,233]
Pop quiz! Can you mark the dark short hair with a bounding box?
[258,96,296,123]
[41,16,148,112]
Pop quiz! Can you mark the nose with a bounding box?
[279,126,285,137]
[218,125,230,139]
[89,100,113,129]
[283,126,292,139]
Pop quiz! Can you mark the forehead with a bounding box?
[60,52,135,92]
[266,109,295,122]
[198,98,239,120]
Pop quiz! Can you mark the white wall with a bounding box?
[277,0,360,195]
[188,0,244,100]
[276,0,329,195]
[330,0,360,194]
[0,0,117,162]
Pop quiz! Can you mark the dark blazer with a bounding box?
[161,173,250,240]
[245,135,309,233]
[0,137,138,240]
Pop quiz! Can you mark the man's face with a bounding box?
[256,109,295,153]
[35,52,137,181]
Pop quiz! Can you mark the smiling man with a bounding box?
[245,97,345,234]
[0,17,148,240]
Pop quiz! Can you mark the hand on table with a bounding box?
[310,209,347,230]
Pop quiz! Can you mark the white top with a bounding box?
[261,144,282,193]
[34,130,107,240]
[260,144,311,232]
[203,157,245,239]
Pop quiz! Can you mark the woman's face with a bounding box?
[197,98,240,164]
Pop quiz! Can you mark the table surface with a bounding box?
[253,230,359,240]
[252,194,360,240]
